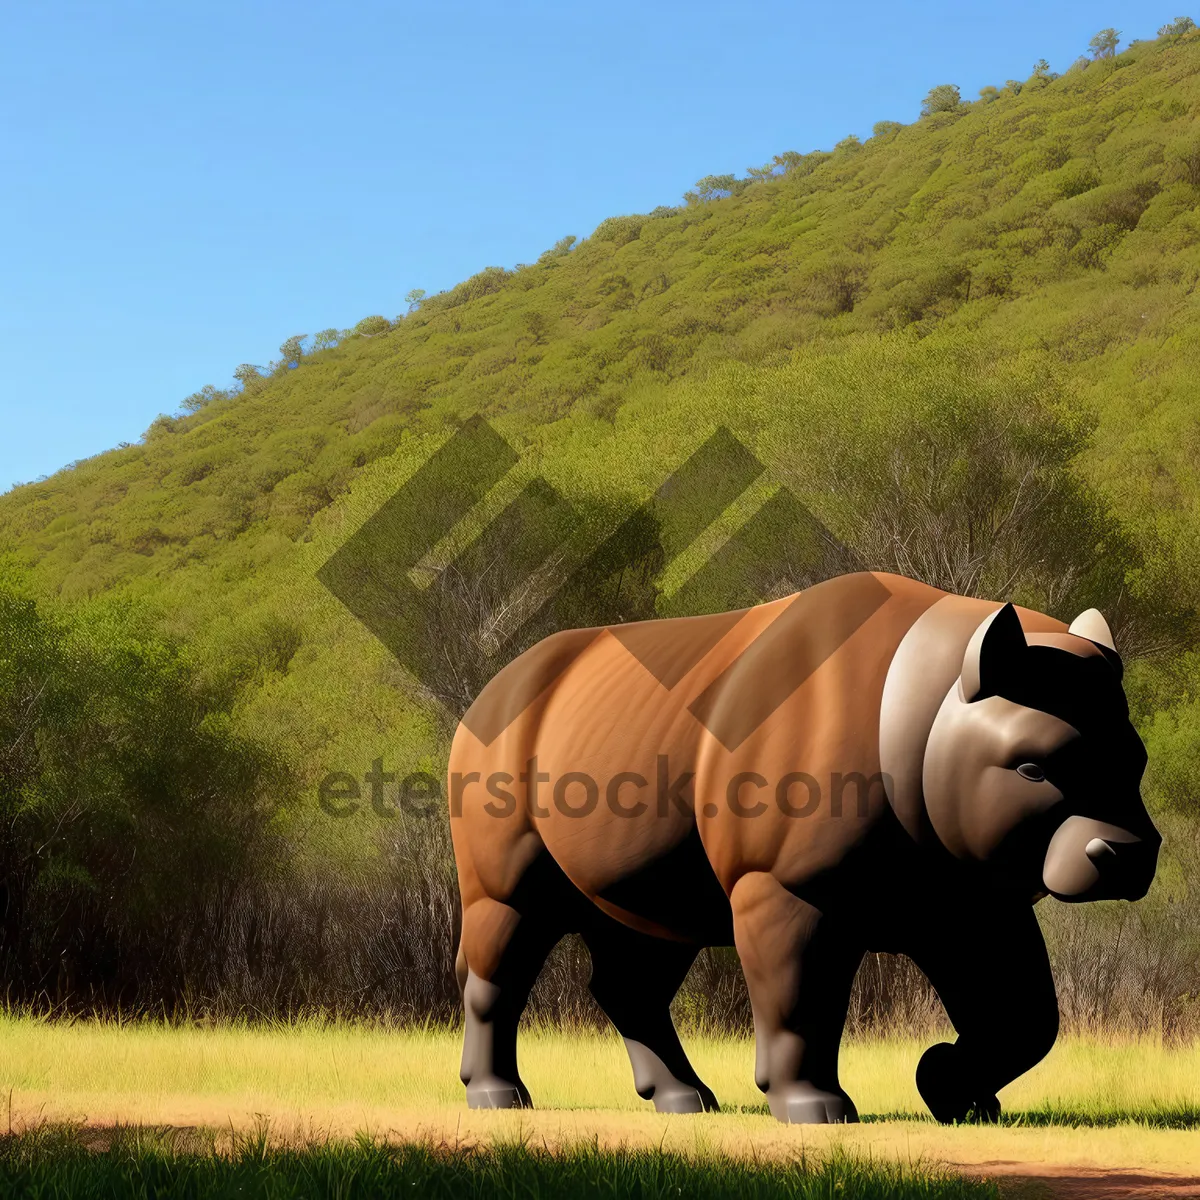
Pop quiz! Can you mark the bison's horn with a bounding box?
[1068,609,1116,653]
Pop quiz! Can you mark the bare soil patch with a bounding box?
[982,1162,1200,1199]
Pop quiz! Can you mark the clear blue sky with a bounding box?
[0,1,1173,492]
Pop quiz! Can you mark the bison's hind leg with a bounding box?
[583,917,718,1114]
[459,854,577,1110]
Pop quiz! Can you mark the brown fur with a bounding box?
[447,572,1159,1123]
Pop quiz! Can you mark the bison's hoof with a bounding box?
[916,1043,1000,1125]
[650,1084,720,1114]
[769,1083,859,1125]
[465,1077,530,1110]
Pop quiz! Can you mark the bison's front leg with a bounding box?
[731,872,864,1124]
[906,899,1058,1124]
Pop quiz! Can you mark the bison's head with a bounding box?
[922,604,1160,902]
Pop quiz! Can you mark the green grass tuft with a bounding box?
[0,1127,999,1200]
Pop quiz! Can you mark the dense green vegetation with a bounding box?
[2,24,1200,1023]
[0,586,289,1005]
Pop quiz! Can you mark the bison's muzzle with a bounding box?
[1043,813,1161,901]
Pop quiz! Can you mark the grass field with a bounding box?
[0,1128,1001,1200]
[2,1016,1198,1196]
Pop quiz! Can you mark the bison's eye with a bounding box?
[1016,763,1046,783]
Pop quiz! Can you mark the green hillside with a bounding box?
[3,25,1200,1020]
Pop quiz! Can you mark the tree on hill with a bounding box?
[747,151,813,182]
[801,252,868,314]
[745,161,779,184]
[311,328,341,351]
[1089,28,1120,59]
[352,315,392,336]
[522,309,552,345]
[978,85,1000,102]
[687,174,743,204]
[404,288,427,313]
[180,384,228,414]
[233,363,267,392]
[920,84,960,116]
[537,236,577,264]
[276,334,306,369]
[1159,16,1196,37]
[872,120,904,137]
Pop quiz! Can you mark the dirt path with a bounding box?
[976,1162,1200,1199]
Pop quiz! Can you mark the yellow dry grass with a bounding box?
[2,1016,1198,1180]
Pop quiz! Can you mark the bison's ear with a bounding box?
[1068,608,1123,678]
[960,603,1027,702]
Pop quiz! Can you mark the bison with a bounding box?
[447,572,1160,1123]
